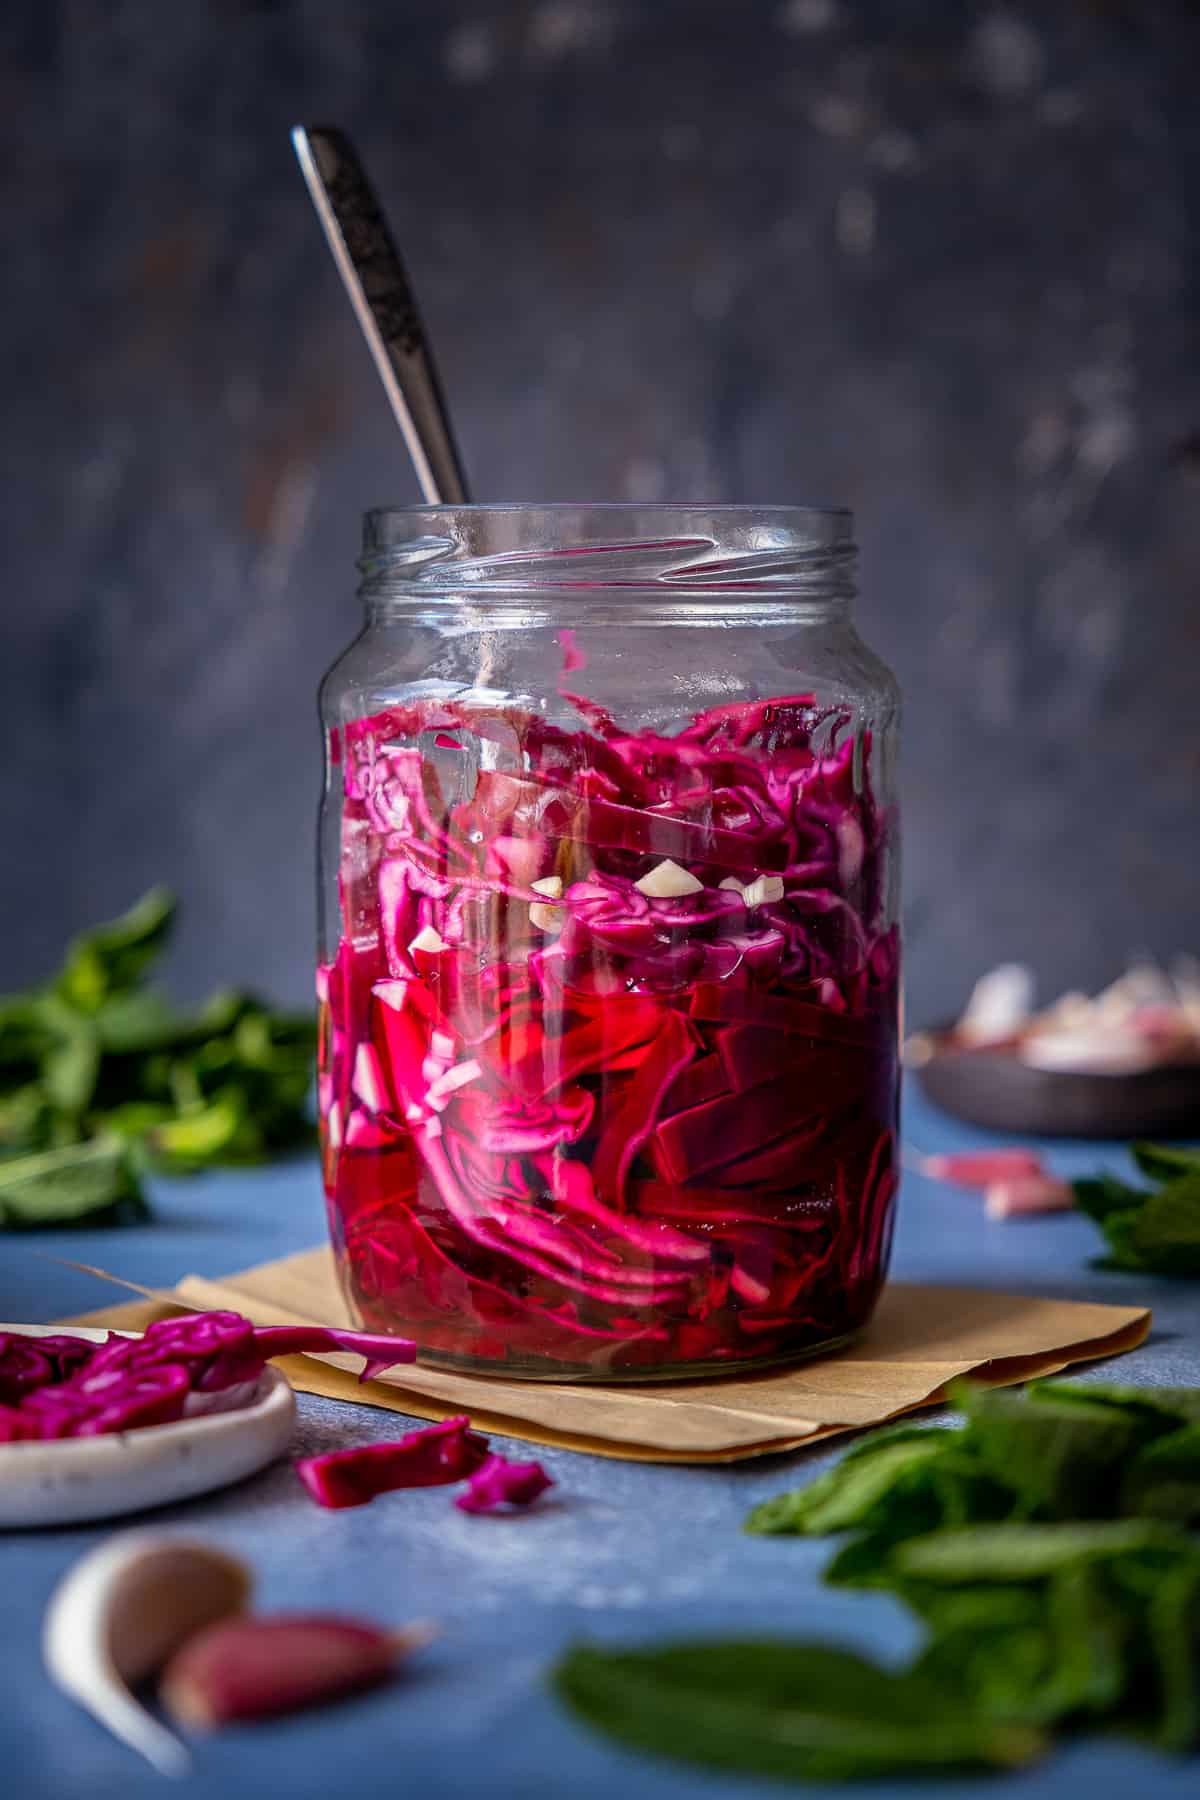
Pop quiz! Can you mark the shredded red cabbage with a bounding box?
[0,1316,417,1441]
[454,1452,554,1514]
[295,1415,489,1508]
[321,677,899,1376]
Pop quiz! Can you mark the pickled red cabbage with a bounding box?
[0,1316,417,1440]
[321,680,899,1376]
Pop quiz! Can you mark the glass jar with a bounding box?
[317,506,900,1380]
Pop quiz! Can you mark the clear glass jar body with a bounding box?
[317,507,901,1380]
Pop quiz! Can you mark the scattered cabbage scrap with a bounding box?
[295,1416,488,1508]
[455,1452,554,1514]
[321,680,899,1375]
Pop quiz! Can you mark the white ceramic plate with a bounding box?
[0,1325,296,1528]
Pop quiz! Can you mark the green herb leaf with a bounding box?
[892,1519,1194,1587]
[1133,1143,1200,1184]
[1072,1171,1149,1222]
[554,1640,1045,1781]
[0,887,316,1228]
[0,1136,148,1227]
[1143,1554,1200,1749]
[953,1381,1156,1521]
[1123,1425,1200,1527]
[745,1428,951,1537]
[1075,1148,1200,1275]
[1132,1177,1200,1276]
[56,887,176,1013]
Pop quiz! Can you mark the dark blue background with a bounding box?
[3,0,1198,1020]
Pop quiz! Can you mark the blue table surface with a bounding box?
[3,1084,1198,1800]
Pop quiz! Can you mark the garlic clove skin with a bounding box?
[633,859,705,899]
[43,1533,252,1776]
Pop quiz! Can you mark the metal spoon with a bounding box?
[291,124,470,506]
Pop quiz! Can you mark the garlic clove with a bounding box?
[718,877,745,894]
[160,1615,432,1728]
[529,902,563,932]
[633,859,704,899]
[984,1175,1075,1219]
[43,1533,252,1776]
[530,875,563,898]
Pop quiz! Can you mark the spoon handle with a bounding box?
[291,125,470,506]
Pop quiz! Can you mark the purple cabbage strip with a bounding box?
[296,1416,489,1509]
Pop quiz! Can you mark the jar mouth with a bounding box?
[359,504,856,600]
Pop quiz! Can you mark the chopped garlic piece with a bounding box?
[740,874,785,907]
[719,877,745,894]
[408,924,446,955]
[372,979,409,1013]
[529,902,563,932]
[634,859,704,898]
[531,875,563,898]
[352,1043,389,1114]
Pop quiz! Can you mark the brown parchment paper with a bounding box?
[64,1246,1150,1464]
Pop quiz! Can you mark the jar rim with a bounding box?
[359,504,856,601]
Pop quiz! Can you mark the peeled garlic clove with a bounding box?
[160,1614,430,1728]
[43,1533,252,1776]
[633,859,704,898]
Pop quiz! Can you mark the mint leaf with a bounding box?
[954,1382,1155,1521]
[0,1137,147,1227]
[1123,1425,1200,1527]
[913,1567,1128,1729]
[892,1520,1191,1585]
[554,1641,1045,1781]
[1036,1379,1200,1430]
[0,887,316,1227]
[1132,1177,1200,1275]
[56,887,176,1013]
[1073,1171,1149,1221]
[1075,1150,1200,1276]
[1143,1555,1200,1750]
[745,1429,951,1537]
[1133,1144,1200,1184]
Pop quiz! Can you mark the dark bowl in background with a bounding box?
[913,1029,1200,1139]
